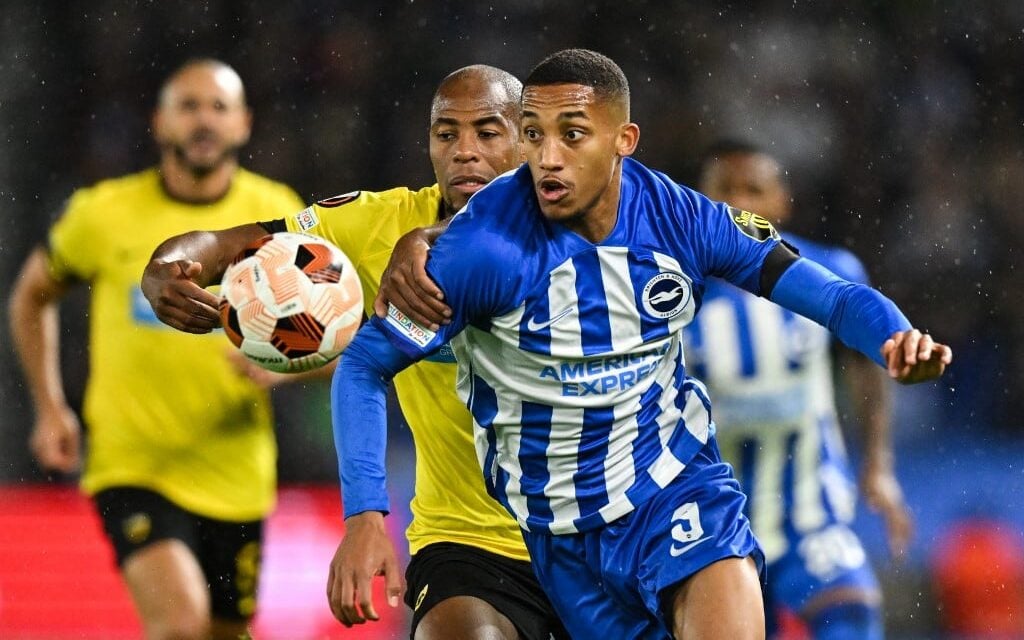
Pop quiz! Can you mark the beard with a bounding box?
[165,128,242,177]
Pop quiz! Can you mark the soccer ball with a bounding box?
[219,232,363,373]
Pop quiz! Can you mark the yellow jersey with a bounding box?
[285,186,530,560]
[47,167,305,521]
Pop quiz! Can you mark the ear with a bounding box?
[151,108,165,143]
[237,106,254,146]
[616,122,639,158]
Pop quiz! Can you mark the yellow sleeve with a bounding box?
[283,189,405,268]
[47,188,106,283]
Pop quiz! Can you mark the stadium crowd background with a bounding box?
[1,1,1022,637]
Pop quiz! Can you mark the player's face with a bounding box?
[700,153,791,225]
[153,65,252,176]
[429,81,521,215]
[521,83,638,239]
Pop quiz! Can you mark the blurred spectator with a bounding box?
[931,516,1024,638]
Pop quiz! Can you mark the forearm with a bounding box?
[332,323,416,518]
[770,258,911,367]
[8,251,69,412]
[146,223,266,287]
[845,352,895,470]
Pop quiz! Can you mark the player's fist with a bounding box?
[881,329,952,384]
[141,258,221,333]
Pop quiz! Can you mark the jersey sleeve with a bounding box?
[373,197,522,360]
[47,189,105,283]
[282,190,385,268]
[689,190,783,295]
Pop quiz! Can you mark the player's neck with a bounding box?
[564,171,622,244]
[158,157,237,204]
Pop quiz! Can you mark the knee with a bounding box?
[806,601,882,640]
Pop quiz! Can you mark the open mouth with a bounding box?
[537,177,569,203]
[449,175,489,194]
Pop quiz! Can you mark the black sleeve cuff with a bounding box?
[759,241,801,298]
[259,219,287,234]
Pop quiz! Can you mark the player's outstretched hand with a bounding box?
[326,511,403,627]
[861,465,913,560]
[141,259,222,333]
[373,226,452,331]
[881,329,952,384]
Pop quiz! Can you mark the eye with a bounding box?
[523,127,540,141]
[478,130,499,140]
[213,100,227,112]
[565,129,584,142]
[436,131,456,142]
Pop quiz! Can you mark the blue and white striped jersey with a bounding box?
[682,236,868,563]
[376,158,781,535]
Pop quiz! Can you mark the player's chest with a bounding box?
[493,245,698,357]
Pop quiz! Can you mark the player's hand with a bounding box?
[881,329,952,384]
[861,465,913,560]
[29,404,82,474]
[373,227,451,331]
[326,511,403,627]
[141,259,222,333]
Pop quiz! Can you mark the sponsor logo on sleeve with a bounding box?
[293,206,319,231]
[729,206,780,242]
[385,303,436,348]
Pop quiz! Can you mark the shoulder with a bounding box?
[785,234,868,284]
[233,169,304,207]
[622,158,725,224]
[291,184,439,232]
[56,168,157,224]
[439,167,534,258]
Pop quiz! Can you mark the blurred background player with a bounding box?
[7,59,304,640]
[141,65,567,640]
[684,139,913,638]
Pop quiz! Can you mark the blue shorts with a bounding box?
[521,440,764,639]
[768,522,879,614]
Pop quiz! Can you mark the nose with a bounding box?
[537,138,563,171]
[452,136,479,163]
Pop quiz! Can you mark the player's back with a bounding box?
[683,235,867,562]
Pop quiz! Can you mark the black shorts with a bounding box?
[93,486,263,621]
[404,542,568,640]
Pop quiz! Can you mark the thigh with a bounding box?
[195,514,263,622]
[603,442,763,623]
[406,542,566,640]
[95,488,211,634]
[521,530,664,640]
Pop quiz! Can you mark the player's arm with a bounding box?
[8,247,81,474]
[141,222,270,333]
[373,221,453,330]
[838,347,912,558]
[326,322,420,627]
[760,247,953,383]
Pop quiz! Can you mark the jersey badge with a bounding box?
[316,191,361,208]
[122,512,152,544]
[729,207,781,242]
[385,303,436,348]
[293,207,320,231]
[642,272,692,320]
